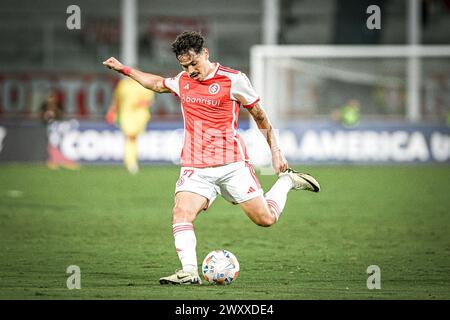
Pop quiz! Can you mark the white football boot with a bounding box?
[281,168,321,192]
[159,270,202,285]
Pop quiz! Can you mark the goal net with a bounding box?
[250,45,450,127]
[244,45,450,170]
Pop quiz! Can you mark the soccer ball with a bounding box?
[201,249,240,285]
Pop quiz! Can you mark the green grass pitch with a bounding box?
[0,164,449,300]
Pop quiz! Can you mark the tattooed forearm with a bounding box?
[248,103,279,151]
[252,108,266,123]
[248,104,269,127]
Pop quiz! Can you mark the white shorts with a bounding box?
[175,161,263,209]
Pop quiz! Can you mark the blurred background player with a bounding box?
[105,76,155,174]
[40,91,64,124]
[40,90,79,170]
[331,98,361,128]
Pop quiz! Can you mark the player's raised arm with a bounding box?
[247,103,289,174]
[102,57,170,93]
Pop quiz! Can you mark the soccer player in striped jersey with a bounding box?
[103,31,320,285]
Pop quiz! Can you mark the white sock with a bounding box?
[265,174,293,221]
[172,223,198,274]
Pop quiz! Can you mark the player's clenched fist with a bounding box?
[272,150,289,175]
[102,57,123,72]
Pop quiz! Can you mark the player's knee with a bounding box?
[258,217,276,227]
[172,205,196,223]
[254,211,276,228]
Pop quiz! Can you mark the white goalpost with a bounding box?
[250,45,450,128]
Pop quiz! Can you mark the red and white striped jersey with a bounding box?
[163,63,260,168]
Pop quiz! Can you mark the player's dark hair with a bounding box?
[171,31,205,58]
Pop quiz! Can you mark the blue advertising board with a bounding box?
[1,120,449,165]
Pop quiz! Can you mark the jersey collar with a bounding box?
[203,62,220,81]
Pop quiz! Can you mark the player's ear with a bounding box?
[203,48,209,60]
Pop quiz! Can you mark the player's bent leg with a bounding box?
[219,162,276,227]
[239,195,276,227]
[160,191,208,285]
[263,168,321,221]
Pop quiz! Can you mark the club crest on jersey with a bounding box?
[208,83,220,95]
